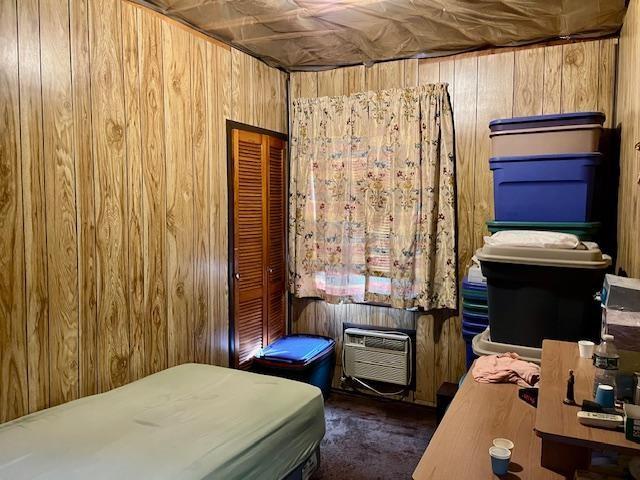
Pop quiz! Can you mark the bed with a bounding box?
[0,363,325,480]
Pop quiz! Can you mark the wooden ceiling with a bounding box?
[134,0,626,70]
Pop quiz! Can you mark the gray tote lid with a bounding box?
[476,244,611,269]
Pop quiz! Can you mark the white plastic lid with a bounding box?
[476,244,611,269]
[489,446,511,459]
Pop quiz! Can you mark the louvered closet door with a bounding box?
[232,130,268,368]
[266,137,286,344]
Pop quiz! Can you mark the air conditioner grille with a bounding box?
[364,336,405,351]
[343,328,411,386]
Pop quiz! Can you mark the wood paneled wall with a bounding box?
[616,0,640,278]
[290,38,617,405]
[0,0,287,423]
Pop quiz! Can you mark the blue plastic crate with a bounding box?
[490,153,601,222]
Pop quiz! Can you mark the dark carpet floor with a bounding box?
[315,392,437,480]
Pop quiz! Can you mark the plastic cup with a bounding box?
[493,438,514,450]
[489,446,511,476]
[595,384,615,408]
[578,340,595,359]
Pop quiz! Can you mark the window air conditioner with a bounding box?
[343,328,411,386]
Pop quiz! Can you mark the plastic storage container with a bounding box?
[490,153,602,222]
[489,111,606,159]
[489,112,605,131]
[472,328,542,365]
[462,299,489,314]
[462,277,488,301]
[477,243,611,348]
[487,220,602,241]
[252,334,336,398]
[462,310,489,328]
[463,324,485,369]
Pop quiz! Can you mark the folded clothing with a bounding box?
[471,352,540,387]
[484,230,580,249]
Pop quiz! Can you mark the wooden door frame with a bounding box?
[226,120,288,368]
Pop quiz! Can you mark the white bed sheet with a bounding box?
[0,364,325,480]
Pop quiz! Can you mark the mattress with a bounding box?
[0,364,325,480]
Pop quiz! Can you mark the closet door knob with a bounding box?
[235,273,240,280]
[267,267,274,273]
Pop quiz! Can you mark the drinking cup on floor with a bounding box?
[489,446,511,476]
[595,384,615,408]
[578,340,595,359]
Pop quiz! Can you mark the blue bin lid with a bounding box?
[489,152,602,165]
[462,277,487,292]
[257,335,335,365]
[489,112,605,131]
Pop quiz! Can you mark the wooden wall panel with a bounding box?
[232,50,288,134]
[163,21,195,367]
[542,45,563,114]
[18,0,49,413]
[514,48,544,116]
[2,0,286,419]
[191,36,210,364]
[122,1,145,382]
[208,44,232,367]
[40,0,80,406]
[290,39,617,405]
[616,0,640,278]
[474,51,514,249]
[70,0,99,398]
[90,0,130,392]
[0,0,28,423]
[561,42,600,113]
[139,10,168,376]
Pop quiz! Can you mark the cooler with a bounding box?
[252,334,336,398]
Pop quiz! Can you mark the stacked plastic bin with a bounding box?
[474,111,610,352]
[461,276,488,369]
[488,112,605,227]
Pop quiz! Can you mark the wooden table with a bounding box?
[535,340,640,475]
[413,370,562,479]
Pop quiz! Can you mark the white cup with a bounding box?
[578,340,595,359]
[493,438,514,450]
[489,446,511,475]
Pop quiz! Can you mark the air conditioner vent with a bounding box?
[364,336,405,351]
[343,328,411,386]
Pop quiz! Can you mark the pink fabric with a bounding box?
[471,353,540,387]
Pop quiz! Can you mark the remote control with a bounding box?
[577,411,624,429]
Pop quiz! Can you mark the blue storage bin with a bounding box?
[252,334,335,398]
[461,277,488,301]
[462,310,489,327]
[489,112,605,132]
[462,324,486,369]
[462,299,489,314]
[490,153,602,222]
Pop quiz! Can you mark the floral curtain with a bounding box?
[288,83,456,310]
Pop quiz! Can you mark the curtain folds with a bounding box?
[288,83,457,310]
